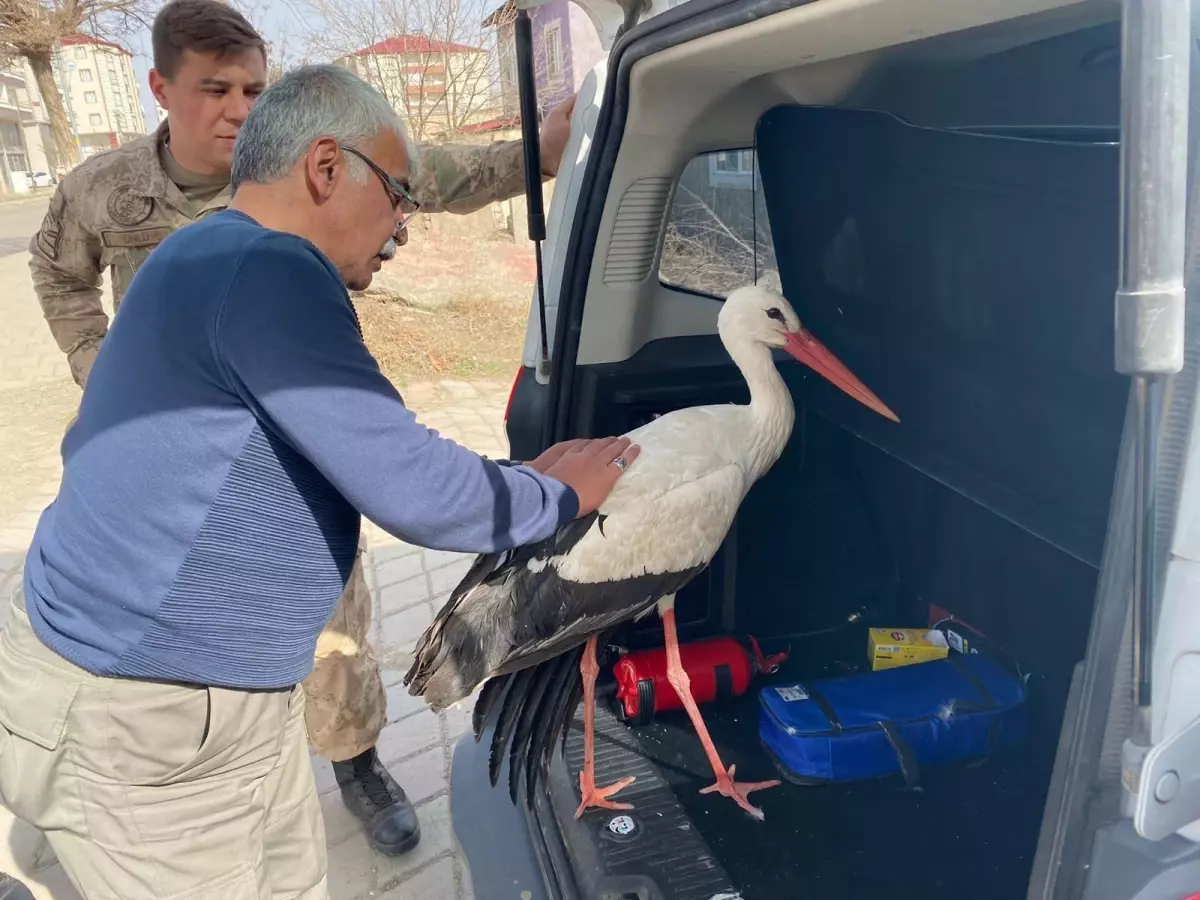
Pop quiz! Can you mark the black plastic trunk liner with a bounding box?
[546,700,741,900]
[546,689,1051,900]
[620,689,1051,900]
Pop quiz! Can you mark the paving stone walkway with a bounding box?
[0,247,517,899]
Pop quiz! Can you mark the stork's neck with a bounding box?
[728,337,796,480]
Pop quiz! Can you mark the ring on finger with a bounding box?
[611,456,628,472]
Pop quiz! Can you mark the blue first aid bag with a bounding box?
[758,654,1027,787]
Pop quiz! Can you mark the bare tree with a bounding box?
[0,0,156,168]
[660,181,778,298]
[287,0,505,141]
[226,0,308,83]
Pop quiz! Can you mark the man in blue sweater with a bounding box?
[0,64,636,900]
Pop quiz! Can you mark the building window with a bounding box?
[502,43,518,90]
[74,47,87,59]
[78,68,92,82]
[543,21,564,84]
[88,112,103,126]
[84,91,97,103]
[707,149,757,190]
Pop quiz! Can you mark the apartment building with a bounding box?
[0,58,58,193]
[55,35,148,158]
[336,35,498,139]
[0,60,33,194]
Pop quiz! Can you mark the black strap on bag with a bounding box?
[946,654,997,708]
[806,681,920,788]
[801,682,843,732]
[877,720,922,789]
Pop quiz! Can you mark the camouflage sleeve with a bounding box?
[28,178,107,389]
[411,139,550,215]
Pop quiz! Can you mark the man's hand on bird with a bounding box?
[539,94,578,177]
[524,438,592,473]
[543,436,640,517]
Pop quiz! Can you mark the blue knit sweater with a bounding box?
[23,209,577,689]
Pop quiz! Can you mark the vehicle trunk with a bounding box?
[545,76,1130,899]
[611,401,1113,900]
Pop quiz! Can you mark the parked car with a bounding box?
[29,172,53,188]
[449,0,1200,899]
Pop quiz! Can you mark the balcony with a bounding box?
[0,82,33,123]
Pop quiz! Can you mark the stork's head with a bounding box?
[719,283,899,423]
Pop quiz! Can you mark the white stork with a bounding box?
[404,283,898,821]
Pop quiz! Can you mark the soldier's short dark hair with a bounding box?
[152,0,266,79]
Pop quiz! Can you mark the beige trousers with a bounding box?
[302,540,387,762]
[0,589,328,900]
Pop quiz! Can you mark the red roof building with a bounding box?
[60,34,133,58]
[352,35,485,56]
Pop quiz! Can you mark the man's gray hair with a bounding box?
[231,63,418,189]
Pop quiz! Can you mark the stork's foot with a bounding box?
[574,771,636,818]
[699,764,780,821]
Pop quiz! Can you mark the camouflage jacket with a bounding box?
[30,120,542,388]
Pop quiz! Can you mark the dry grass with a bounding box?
[353,227,534,385]
[355,291,529,385]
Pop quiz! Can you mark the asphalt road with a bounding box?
[0,198,49,259]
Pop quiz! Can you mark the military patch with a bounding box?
[35,190,67,261]
[106,186,154,227]
[100,226,174,249]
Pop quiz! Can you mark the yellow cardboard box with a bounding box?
[868,628,949,671]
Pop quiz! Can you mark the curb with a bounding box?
[0,191,53,208]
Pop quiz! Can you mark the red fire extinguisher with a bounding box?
[612,636,788,725]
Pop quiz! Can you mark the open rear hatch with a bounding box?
[489,37,1129,899]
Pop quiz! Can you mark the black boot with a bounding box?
[332,747,421,856]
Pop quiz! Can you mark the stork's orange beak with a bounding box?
[784,329,899,423]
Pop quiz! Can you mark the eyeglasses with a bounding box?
[340,144,422,228]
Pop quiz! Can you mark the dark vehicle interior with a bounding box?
[504,19,1131,900]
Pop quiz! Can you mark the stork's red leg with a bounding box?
[574,635,636,818]
[660,604,781,820]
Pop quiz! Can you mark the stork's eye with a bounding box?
[765,307,785,323]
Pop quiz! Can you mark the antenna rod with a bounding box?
[514,6,550,366]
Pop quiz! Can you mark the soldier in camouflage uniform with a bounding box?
[31,121,562,385]
[28,0,575,859]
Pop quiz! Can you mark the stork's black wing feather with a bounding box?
[472,674,507,741]
[507,651,564,802]
[544,651,586,785]
[475,644,589,805]
[406,507,709,807]
[488,667,536,787]
[403,512,603,704]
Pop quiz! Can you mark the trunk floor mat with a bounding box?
[546,700,742,900]
[617,689,1052,900]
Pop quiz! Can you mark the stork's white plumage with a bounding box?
[404,283,898,820]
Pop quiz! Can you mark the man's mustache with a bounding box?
[377,237,397,261]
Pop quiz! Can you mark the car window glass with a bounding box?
[659,148,778,298]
